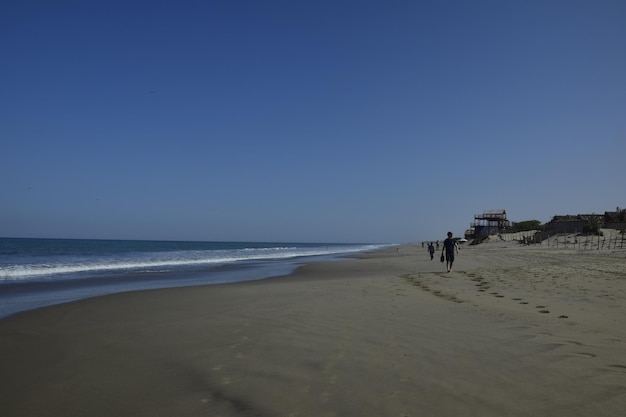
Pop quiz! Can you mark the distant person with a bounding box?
[436,240,439,250]
[441,232,459,273]
[428,242,435,260]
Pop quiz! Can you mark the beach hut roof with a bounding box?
[483,209,506,216]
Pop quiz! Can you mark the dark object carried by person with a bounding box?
[440,254,445,263]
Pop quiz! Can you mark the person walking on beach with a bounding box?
[428,242,435,260]
[442,232,459,272]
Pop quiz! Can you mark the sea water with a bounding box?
[0,238,391,318]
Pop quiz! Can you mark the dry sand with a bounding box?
[1,242,625,416]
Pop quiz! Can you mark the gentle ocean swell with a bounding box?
[0,240,394,318]
[0,244,389,282]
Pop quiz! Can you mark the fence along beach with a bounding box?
[488,228,625,250]
[0,241,625,416]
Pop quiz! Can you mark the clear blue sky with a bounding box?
[2,0,625,243]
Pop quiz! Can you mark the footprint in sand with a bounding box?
[539,310,550,314]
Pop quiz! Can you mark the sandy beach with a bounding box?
[1,242,625,416]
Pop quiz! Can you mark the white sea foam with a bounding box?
[0,244,389,282]
[0,239,394,319]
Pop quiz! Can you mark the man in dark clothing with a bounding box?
[442,232,459,272]
[428,243,435,260]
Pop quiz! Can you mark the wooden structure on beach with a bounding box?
[547,209,625,234]
[470,209,510,237]
[547,214,603,234]
[603,209,626,232]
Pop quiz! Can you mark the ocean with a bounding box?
[0,238,391,319]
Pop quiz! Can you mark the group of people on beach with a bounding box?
[425,232,459,272]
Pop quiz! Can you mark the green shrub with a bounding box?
[511,220,543,232]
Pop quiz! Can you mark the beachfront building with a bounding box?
[547,214,604,234]
[545,208,625,236]
[471,209,510,237]
[604,208,626,231]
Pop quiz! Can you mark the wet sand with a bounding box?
[1,243,625,416]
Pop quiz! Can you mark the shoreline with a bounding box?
[1,243,624,416]
[0,248,384,320]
